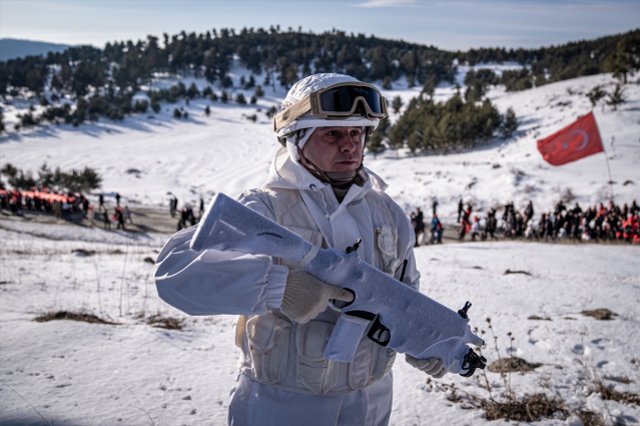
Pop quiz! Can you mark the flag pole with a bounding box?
[603,152,614,202]
[594,112,614,202]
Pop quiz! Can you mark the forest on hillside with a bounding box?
[1,27,638,99]
[0,27,637,154]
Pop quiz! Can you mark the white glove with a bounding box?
[280,270,354,324]
[405,354,447,378]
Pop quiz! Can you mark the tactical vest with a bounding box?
[234,186,404,395]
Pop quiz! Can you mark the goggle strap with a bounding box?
[273,96,312,131]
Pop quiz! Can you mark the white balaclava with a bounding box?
[276,73,381,164]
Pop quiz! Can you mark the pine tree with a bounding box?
[265,105,278,119]
[250,95,257,104]
[204,105,211,116]
[535,74,547,87]
[387,126,404,155]
[407,74,415,88]
[236,93,247,104]
[605,36,640,84]
[391,96,404,114]
[254,85,265,98]
[202,86,213,97]
[221,90,228,103]
[407,130,422,154]
[204,49,218,84]
[367,131,386,159]
[187,83,200,99]
[454,82,461,97]
[50,74,63,92]
[376,117,390,137]
[173,108,182,118]
[501,108,518,138]
[464,81,485,103]
[586,85,607,107]
[606,84,627,110]
[421,75,436,99]
[382,76,392,90]
[221,75,233,88]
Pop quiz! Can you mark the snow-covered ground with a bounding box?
[1,223,638,425]
[1,66,639,425]
[1,65,638,219]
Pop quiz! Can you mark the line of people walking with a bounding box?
[410,198,640,245]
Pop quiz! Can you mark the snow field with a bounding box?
[1,223,638,425]
[1,62,640,425]
[1,64,638,222]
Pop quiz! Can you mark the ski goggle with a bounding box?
[274,82,388,131]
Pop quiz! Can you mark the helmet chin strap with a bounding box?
[294,131,368,189]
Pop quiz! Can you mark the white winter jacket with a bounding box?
[155,147,420,395]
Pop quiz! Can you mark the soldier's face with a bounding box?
[302,127,363,172]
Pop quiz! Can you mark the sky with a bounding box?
[0,0,638,51]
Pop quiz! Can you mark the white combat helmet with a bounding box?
[272,73,389,186]
[275,73,385,137]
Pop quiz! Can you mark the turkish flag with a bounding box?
[537,112,603,166]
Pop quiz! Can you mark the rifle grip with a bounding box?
[323,313,370,362]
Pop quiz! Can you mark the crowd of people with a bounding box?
[3,186,638,245]
[0,188,138,232]
[501,199,640,243]
[410,198,640,245]
[0,188,90,219]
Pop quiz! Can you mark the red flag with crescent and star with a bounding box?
[537,112,603,166]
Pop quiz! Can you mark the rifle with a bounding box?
[191,194,486,376]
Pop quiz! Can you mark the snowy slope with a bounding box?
[1,64,640,425]
[1,224,638,425]
[1,65,638,222]
[377,73,640,220]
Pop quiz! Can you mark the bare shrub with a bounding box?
[560,187,576,203]
[510,168,526,186]
[147,314,184,330]
[528,315,552,321]
[483,393,568,422]
[72,248,95,256]
[35,311,117,325]
[593,379,640,405]
[575,409,604,426]
[488,357,543,373]
[581,308,617,320]
[430,318,569,422]
[504,269,531,276]
[603,375,633,384]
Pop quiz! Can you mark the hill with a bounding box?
[1,34,639,426]
[1,59,638,221]
[0,38,72,61]
[1,28,637,100]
